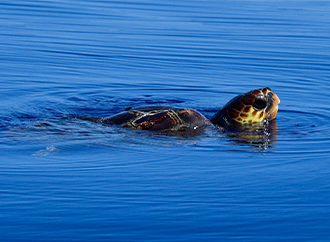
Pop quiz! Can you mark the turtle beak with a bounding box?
[265,91,280,120]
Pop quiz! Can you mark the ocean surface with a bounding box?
[1,1,330,241]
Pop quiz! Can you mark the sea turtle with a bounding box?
[96,87,280,132]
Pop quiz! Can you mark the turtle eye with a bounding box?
[252,96,267,110]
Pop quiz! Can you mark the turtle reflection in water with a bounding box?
[98,87,280,133]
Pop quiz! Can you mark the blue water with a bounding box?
[1,1,330,241]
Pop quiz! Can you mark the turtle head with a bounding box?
[211,87,280,127]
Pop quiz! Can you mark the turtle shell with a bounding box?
[98,87,280,132]
[102,106,209,132]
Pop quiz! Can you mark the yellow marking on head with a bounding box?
[231,103,269,125]
[211,87,280,127]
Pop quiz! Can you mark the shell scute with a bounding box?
[104,111,139,125]
[101,87,280,131]
[136,112,177,130]
[134,111,177,130]
[177,109,207,125]
[103,107,208,132]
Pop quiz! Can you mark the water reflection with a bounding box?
[4,113,279,152]
[222,120,278,150]
[71,114,279,150]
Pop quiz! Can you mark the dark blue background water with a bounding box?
[1,1,330,241]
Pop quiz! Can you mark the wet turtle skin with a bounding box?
[102,87,280,132]
[211,87,280,127]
